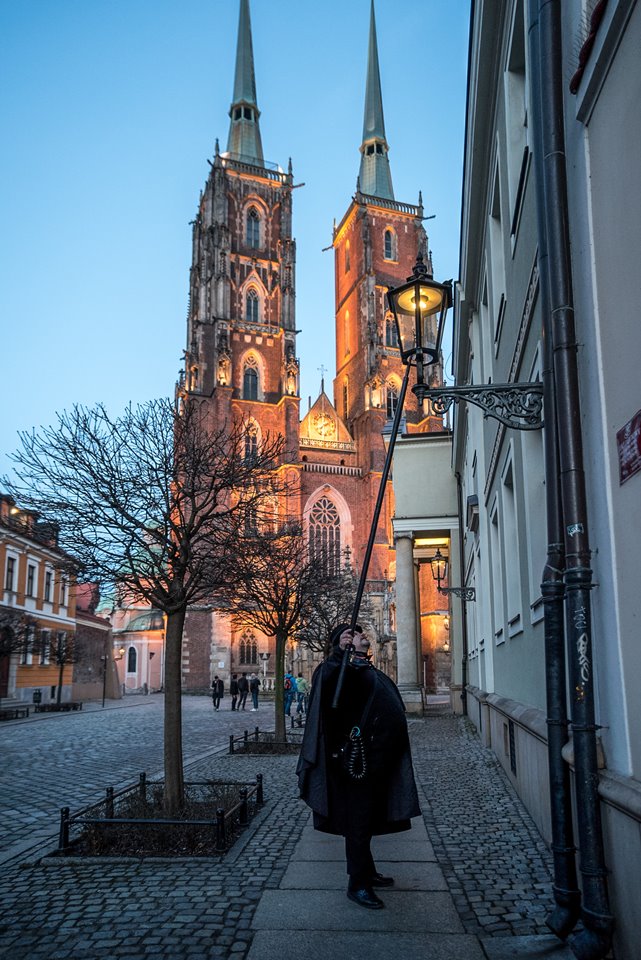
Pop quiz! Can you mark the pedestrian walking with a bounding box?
[284,671,297,716]
[296,622,420,910]
[230,674,239,711]
[250,673,261,710]
[211,675,224,711]
[237,673,249,710]
[296,672,309,714]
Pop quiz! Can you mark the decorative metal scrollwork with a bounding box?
[439,586,477,602]
[414,382,544,431]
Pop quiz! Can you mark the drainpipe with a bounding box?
[527,0,581,939]
[455,472,469,716]
[536,2,613,957]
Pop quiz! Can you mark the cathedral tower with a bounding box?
[179,0,300,691]
[183,0,300,459]
[331,1,444,586]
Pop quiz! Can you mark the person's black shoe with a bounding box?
[371,872,394,887]
[347,887,384,909]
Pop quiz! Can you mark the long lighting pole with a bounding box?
[331,362,412,710]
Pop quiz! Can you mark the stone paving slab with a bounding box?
[247,931,486,960]
[480,934,575,958]
[281,859,448,890]
[291,836,437,862]
[251,890,464,933]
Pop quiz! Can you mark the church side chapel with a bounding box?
[115,0,450,694]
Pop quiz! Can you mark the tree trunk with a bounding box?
[273,629,286,742]
[57,658,64,704]
[163,607,186,814]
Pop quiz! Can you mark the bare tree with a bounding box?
[4,398,285,812]
[0,608,35,708]
[224,522,318,741]
[296,551,371,659]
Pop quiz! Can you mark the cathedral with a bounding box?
[175,0,446,691]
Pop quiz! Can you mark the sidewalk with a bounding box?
[0,711,576,960]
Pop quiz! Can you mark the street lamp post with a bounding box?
[259,652,270,686]
[101,644,125,708]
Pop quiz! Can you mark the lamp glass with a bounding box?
[429,549,448,586]
[387,274,451,367]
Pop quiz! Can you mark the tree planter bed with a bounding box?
[55,772,264,858]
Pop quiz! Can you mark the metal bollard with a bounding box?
[216,807,226,851]
[254,726,259,742]
[256,773,264,806]
[139,772,147,802]
[243,729,248,748]
[105,786,114,819]
[239,787,248,825]
[229,734,235,755]
[58,807,70,851]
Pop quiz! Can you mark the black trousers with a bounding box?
[343,778,377,889]
[345,833,375,889]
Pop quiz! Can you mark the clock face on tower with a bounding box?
[313,414,336,439]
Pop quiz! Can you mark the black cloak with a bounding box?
[296,651,420,836]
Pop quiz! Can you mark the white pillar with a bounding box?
[395,532,423,713]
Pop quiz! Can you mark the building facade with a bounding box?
[0,494,76,706]
[444,2,641,958]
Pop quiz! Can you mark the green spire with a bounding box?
[227,0,264,164]
[358,1,394,200]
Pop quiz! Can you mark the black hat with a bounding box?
[329,622,363,648]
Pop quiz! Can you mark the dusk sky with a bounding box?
[0,0,470,477]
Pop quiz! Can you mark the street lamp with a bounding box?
[385,252,451,396]
[387,254,544,430]
[259,651,270,685]
[101,645,125,708]
[428,547,476,602]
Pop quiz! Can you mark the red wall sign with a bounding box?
[616,409,641,485]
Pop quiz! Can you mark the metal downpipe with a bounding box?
[527,0,581,938]
[455,472,469,717]
[537,1,613,956]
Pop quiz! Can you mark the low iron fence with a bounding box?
[58,771,264,855]
[229,727,304,755]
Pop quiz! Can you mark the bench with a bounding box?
[0,706,30,721]
[34,702,83,713]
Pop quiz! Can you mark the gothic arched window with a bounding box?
[345,240,351,273]
[246,288,259,324]
[309,497,341,576]
[127,646,137,674]
[244,420,259,461]
[246,206,260,247]
[385,316,399,348]
[386,384,399,419]
[384,228,396,261]
[239,632,258,665]
[243,358,259,400]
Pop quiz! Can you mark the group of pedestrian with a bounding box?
[283,671,310,715]
[211,672,262,711]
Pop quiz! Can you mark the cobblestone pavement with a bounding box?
[0,708,562,959]
[412,715,555,938]
[0,694,281,865]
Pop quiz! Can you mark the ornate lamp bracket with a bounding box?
[414,382,544,431]
[439,586,476,602]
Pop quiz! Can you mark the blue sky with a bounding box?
[0,0,470,477]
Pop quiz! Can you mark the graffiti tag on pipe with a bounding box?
[573,605,590,684]
[567,523,584,537]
